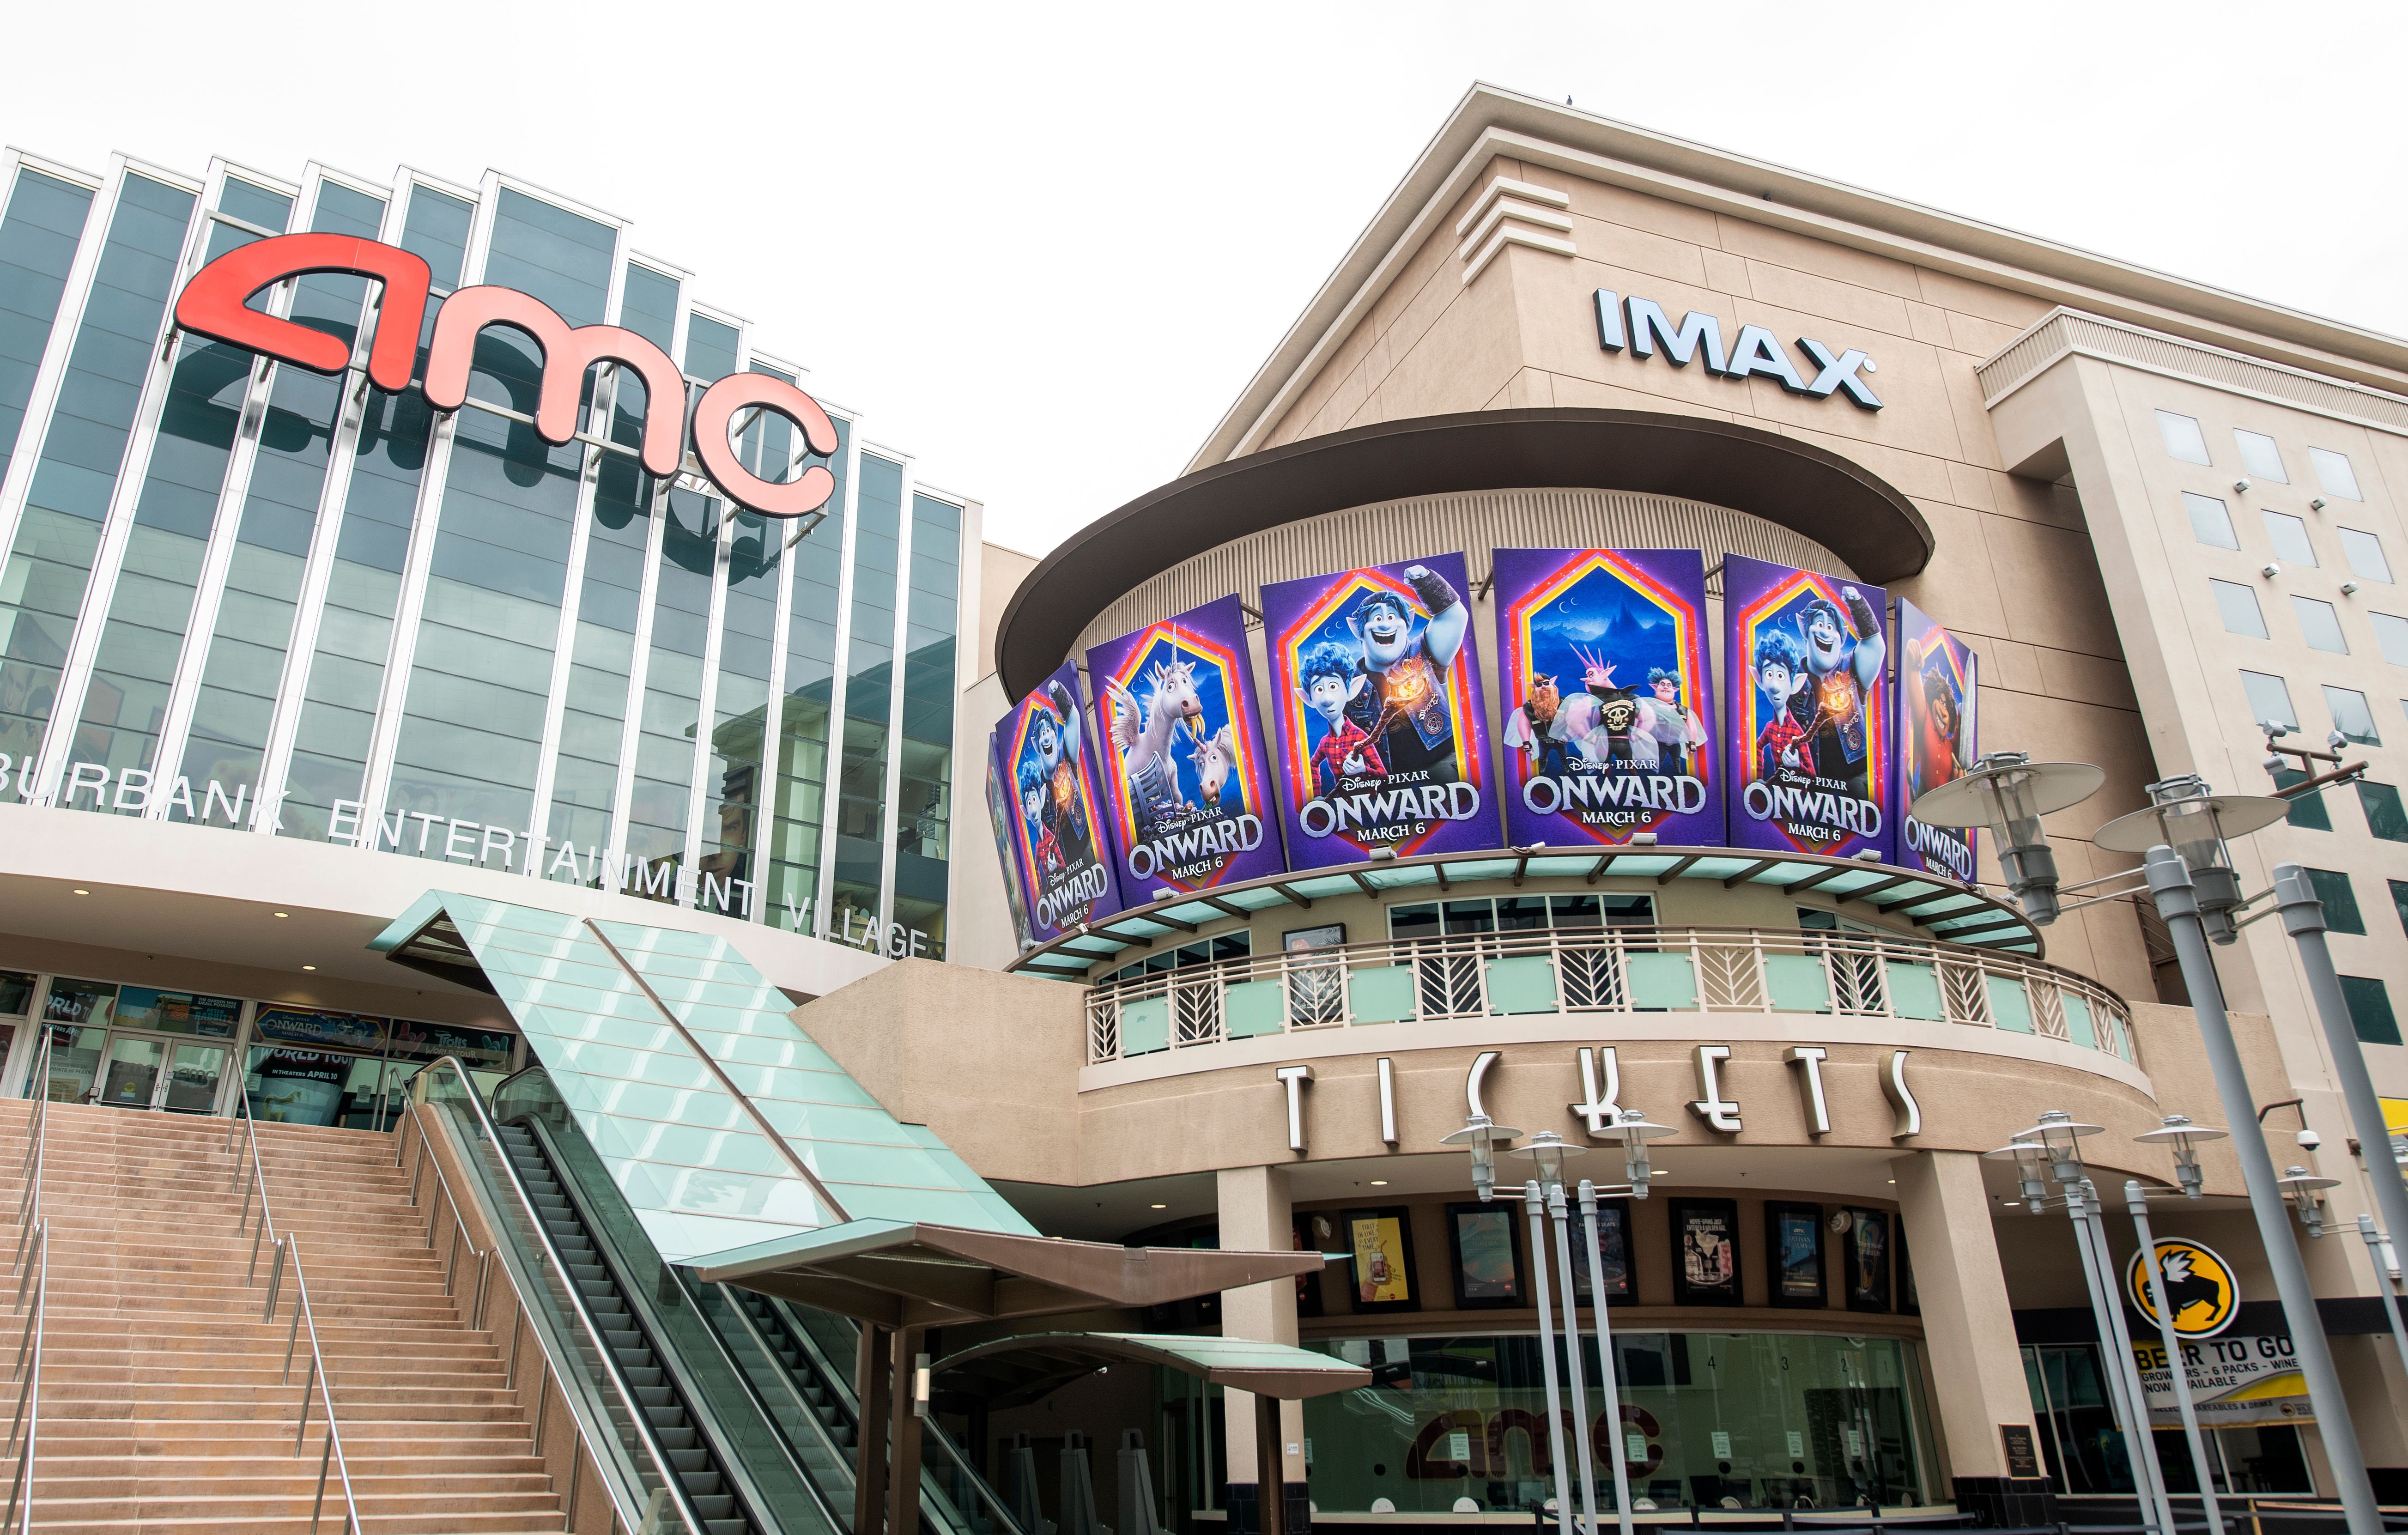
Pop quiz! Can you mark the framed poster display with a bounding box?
[1723,555,1893,862]
[1568,1196,1634,1303]
[1765,1201,1827,1308]
[1668,1198,1742,1306]
[1846,1208,1893,1312]
[1344,1206,1420,1314]
[1446,1201,1525,1309]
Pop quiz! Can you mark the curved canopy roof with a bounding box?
[931,1332,1371,1410]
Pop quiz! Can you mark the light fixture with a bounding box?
[71,889,88,896]
[1440,1113,1524,1202]
[1909,751,2104,924]
[2234,477,2252,493]
[1368,1179,1388,1187]
[2279,1166,2341,1237]
[2260,562,2281,579]
[2014,1109,2105,1185]
[1596,1109,1677,1198]
[1149,1203,1167,1209]
[2135,1114,2228,1200]
[301,965,317,971]
[273,911,289,918]
[1982,1140,2054,1209]
[1508,1130,1587,1193]
[2097,776,2287,942]
[2310,497,2328,511]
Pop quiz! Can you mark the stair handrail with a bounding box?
[229,1073,364,1535]
[3,1030,54,1535]
[400,1056,710,1535]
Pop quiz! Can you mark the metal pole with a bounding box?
[2062,1182,2168,1535]
[1522,1181,1575,1535]
[2127,1182,2223,1535]
[2272,864,2408,1330]
[1547,1183,1600,1535]
[1578,1182,1636,1535]
[2079,1188,2179,1534]
[2146,847,2382,1535]
[2353,1215,2408,1384]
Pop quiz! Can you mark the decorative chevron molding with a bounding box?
[1456,175,1576,285]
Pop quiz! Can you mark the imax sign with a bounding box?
[173,233,841,517]
[1591,288,1881,410]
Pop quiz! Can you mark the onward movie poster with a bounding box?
[1723,554,1893,861]
[1493,547,1719,848]
[1084,595,1284,892]
[1260,552,1495,869]
[990,661,1123,941]
[982,735,1036,951]
[1896,598,1978,882]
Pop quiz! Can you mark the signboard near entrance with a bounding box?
[2132,1334,2308,1425]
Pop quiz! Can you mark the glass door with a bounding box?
[95,1035,165,1109]
[38,1025,106,1103]
[158,1043,228,1113]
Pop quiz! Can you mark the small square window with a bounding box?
[2241,670,2298,728]
[2360,783,2408,843]
[2292,596,2348,654]
[2341,975,2400,1047]
[2263,511,2317,566]
[2233,428,2288,483]
[2184,492,2238,549]
[2274,769,2331,831]
[2209,580,2267,637]
[2158,410,2211,465]
[2339,528,2393,583]
[2309,447,2363,502]
[2327,685,2380,745]
[2375,613,2408,667]
[2305,868,2365,934]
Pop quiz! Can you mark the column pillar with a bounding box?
[1218,1164,1304,1534]
[856,1322,893,1535]
[1893,1149,2053,1527]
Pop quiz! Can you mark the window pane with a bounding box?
[2326,686,2380,746]
[2304,868,2364,934]
[2309,448,2362,501]
[2262,512,2316,566]
[2292,597,2347,654]
[2232,429,2287,483]
[2273,769,2330,831]
[2341,976,2400,1047]
[2158,410,2210,465]
[2209,580,2266,638]
[2338,529,2393,583]
[2241,670,2297,728]
[2359,783,2408,843]
[2390,879,2408,936]
[2183,492,2237,549]
[2375,613,2408,667]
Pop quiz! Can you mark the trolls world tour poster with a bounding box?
[1897,598,1979,882]
[990,661,1124,941]
[1260,552,1495,870]
[1084,595,1285,893]
[1493,547,1719,848]
[1723,554,1893,862]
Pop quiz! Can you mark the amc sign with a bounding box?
[171,233,840,518]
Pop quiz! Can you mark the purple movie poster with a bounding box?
[1084,595,1285,893]
[1260,552,1496,871]
[990,661,1123,941]
[982,733,1036,952]
[1723,554,1893,862]
[1493,547,1719,848]
[1896,599,1979,882]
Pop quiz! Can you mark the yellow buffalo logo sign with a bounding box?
[2124,1239,2239,1339]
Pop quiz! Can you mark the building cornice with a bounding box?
[1189,84,2408,472]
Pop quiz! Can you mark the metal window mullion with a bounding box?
[874,459,919,946]
[681,504,732,904]
[253,169,397,834]
[811,430,866,935]
[754,495,795,926]
[42,163,234,806]
[356,175,501,833]
[604,487,670,878]
[525,235,634,869]
[0,154,124,572]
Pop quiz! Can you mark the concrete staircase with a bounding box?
[0,1099,565,1532]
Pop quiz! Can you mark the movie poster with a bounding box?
[990,661,1123,942]
[1493,547,1718,848]
[1723,554,1892,862]
[982,736,1036,952]
[1084,595,1284,893]
[1896,599,1978,883]
[1261,552,1495,870]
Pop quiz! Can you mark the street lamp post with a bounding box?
[2352,1213,2408,1382]
[1512,1132,1598,1535]
[2129,1116,2232,1535]
[1520,1174,1577,1535]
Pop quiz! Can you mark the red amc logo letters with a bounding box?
[174,232,839,518]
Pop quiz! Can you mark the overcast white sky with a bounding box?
[10,2,2404,557]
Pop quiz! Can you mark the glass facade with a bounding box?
[0,153,964,948]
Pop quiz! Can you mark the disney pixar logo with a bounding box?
[173,234,840,517]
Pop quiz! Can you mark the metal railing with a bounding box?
[3,1031,53,1535]
[1084,924,2135,1066]
[229,1086,363,1535]
[398,1056,709,1535]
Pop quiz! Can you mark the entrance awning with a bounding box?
[929,1332,1372,1410]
